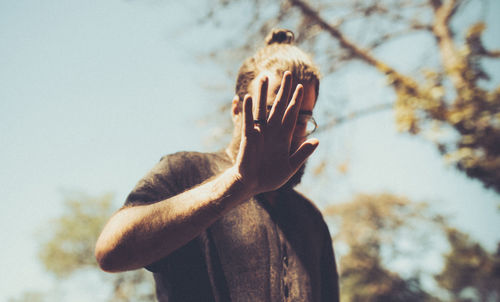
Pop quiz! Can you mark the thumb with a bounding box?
[289,138,319,171]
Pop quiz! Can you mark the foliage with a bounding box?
[325,193,443,301]
[197,0,500,195]
[36,193,155,302]
[38,192,114,277]
[324,193,499,301]
[8,291,47,302]
[17,191,498,302]
[435,228,500,302]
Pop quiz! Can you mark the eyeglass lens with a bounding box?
[264,106,316,137]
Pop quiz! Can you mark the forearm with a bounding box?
[95,166,251,272]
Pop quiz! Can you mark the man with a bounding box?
[95,29,339,301]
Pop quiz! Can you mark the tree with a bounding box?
[196,0,500,195]
[435,228,500,302]
[36,193,155,302]
[324,193,499,302]
[324,193,443,301]
[17,189,498,302]
[8,291,47,302]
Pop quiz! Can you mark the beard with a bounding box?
[279,162,306,191]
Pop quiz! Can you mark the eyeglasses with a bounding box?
[295,110,317,138]
[264,105,317,138]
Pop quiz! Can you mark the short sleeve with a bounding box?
[121,151,220,272]
[124,152,205,207]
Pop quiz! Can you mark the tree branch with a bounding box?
[431,0,469,96]
[288,0,427,98]
[289,0,387,71]
[317,102,394,133]
[484,50,500,58]
[430,0,462,23]
[368,26,432,50]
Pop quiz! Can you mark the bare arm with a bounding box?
[95,166,250,272]
[95,72,319,272]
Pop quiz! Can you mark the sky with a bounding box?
[1,0,499,300]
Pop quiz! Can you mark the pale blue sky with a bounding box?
[1,0,499,300]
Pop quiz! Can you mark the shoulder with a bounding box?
[287,190,324,218]
[155,150,230,177]
[157,150,228,168]
[124,150,229,206]
[159,150,214,163]
[283,189,331,234]
[157,151,209,169]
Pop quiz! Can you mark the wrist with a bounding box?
[225,165,259,201]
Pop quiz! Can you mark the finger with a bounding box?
[256,76,268,122]
[242,94,254,136]
[268,71,292,125]
[282,84,303,133]
[289,138,319,171]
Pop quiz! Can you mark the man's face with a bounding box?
[248,71,317,189]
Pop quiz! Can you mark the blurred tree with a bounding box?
[8,291,47,302]
[435,228,500,302]
[196,0,500,195]
[37,193,155,302]
[324,193,500,301]
[38,192,113,276]
[324,193,443,301]
[14,191,497,302]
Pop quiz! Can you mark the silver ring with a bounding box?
[253,119,266,125]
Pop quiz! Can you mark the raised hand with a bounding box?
[235,71,319,195]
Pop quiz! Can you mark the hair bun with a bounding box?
[265,29,294,45]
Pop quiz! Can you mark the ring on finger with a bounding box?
[253,119,266,125]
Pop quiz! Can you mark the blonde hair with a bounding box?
[235,29,321,102]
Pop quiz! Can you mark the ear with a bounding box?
[231,95,241,124]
